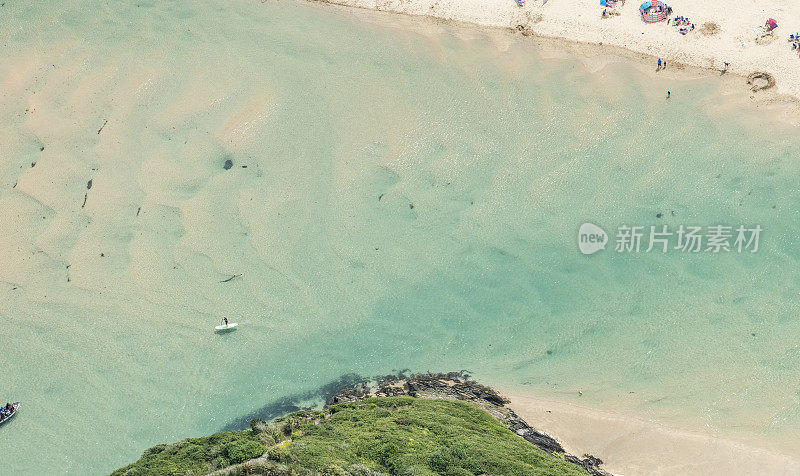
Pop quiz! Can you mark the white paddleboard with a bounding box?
[215,323,238,330]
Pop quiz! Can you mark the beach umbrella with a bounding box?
[765,18,777,30]
[640,1,653,11]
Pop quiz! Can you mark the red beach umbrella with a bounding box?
[765,18,778,31]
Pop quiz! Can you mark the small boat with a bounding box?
[215,323,238,332]
[0,402,19,426]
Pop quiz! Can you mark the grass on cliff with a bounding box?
[110,430,265,476]
[112,397,587,476]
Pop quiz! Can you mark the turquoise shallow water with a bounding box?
[2,0,800,473]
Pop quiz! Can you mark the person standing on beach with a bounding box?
[662,60,666,70]
[666,91,671,99]
[722,61,729,74]
[657,58,662,71]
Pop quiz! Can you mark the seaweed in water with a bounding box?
[219,373,367,431]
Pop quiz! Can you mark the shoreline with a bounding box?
[327,373,800,475]
[504,392,800,476]
[299,0,800,125]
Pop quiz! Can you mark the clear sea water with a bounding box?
[2,0,800,473]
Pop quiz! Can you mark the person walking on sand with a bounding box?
[657,58,662,71]
[722,61,729,74]
[662,60,666,70]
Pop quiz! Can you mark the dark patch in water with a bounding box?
[82,193,87,208]
[31,162,36,168]
[87,179,93,190]
[223,159,233,170]
[219,373,372,431]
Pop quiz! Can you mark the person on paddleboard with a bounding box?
[222,317,228,326]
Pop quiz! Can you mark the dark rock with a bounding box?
[223,159,233,170]
[522,429,565,453]
[565,454,612,476]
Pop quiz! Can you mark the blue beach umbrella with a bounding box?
[640,1,652,11]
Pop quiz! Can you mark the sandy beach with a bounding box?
[507,392,800,475]
[308,0,800,103]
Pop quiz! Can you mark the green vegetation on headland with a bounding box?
[110,429,265,476]
[112,397,588,476]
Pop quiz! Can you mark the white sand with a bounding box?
[507,393,800,476]
[310,0,800,101]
